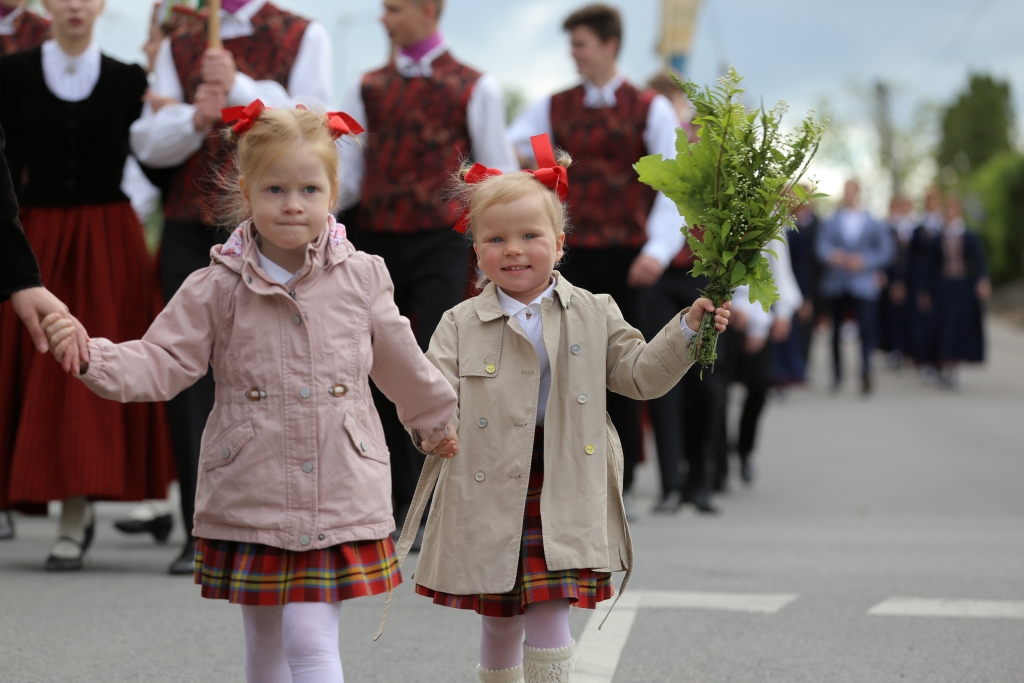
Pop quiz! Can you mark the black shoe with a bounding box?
[168,539,195,575]
[691,490,719,515]
[652,491,683,514]
[739,454,754,485]
[44,517,95,572]
[114,513,173,543]
[0,509,14,540]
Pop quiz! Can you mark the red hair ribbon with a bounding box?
[525,133,568,202]
[453,163,503,234]
[325,111,365,139]
[221,99,266,135]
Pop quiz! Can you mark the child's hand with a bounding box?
[685,299,732,333]
[421,426,460,459]
[41,313,83,373]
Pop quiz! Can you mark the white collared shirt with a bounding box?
[506,75,686,267]
[257,248,298,286]
[338,42,519,211]
[0,5,25,36]
[837,208,869,247]
[130,0,334,168]
[41,39,101,102]
[496,278,557,425]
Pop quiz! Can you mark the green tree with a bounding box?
[938,74,1015,175]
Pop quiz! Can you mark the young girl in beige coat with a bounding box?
[386,135,731,683]
[43,102,458,683]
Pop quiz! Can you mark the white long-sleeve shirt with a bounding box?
[338,41,518,211]
[129,0,333,169]
[767,236,804,322]
[506,73,685,267]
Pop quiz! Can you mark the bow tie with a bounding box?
[395,53,433,78]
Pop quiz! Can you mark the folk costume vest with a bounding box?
[550,82,658,250]
[164,2,308,224]
[354,51,481,233]
[0,10,49,57]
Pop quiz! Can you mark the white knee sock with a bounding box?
[281,601,343,683]
[240,605,292,683]
[51,496,92,559]
[480,614,525,670]
[522,600,572,649]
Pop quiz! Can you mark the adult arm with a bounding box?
[767,236,803,322]
[229,21,333,107]
[506,96,553,164]
[466,74,519,172]
[638,94,685,268]
[0,124,40,301]
[337,81,367,211]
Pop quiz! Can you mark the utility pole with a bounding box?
[874,80,901,199]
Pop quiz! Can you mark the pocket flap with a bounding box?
[202,418,255,471]
[458,318,504,378]
[344,411,389,464]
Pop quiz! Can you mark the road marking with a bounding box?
[868,598,1024,619]
[571,590,798,683]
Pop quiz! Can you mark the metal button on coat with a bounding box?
[299,535,310,546]
[585,444,596,455]
[302,462,313,473]
[317,534,325,541]
[246,276,252,284]
[478,417,488,427]
[222,448,231,459]
[571,344,581,354]
[485,363,497,374]
[475,472,485,482]
[299,387,311,399]
[293,315,302,326]
[360,441,368,452]
[577,393,587,404]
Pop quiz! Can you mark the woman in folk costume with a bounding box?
[0,0,49,57]
[379,135,731,683]
[0,0,175,569]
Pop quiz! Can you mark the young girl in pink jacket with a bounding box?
[43,102,458,683]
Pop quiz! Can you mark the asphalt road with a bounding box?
[2,320,1023,682]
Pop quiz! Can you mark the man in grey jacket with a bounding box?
[817,180,895,394]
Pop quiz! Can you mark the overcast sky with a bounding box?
[91,0,1024,205]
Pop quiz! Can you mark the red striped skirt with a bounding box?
[194,536,402,605]
[415,431,614,617]
[0,202,175,511]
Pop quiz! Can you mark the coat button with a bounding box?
[222,448,231,459]
[485,363,496,374]
[299,387,311,399]
[571,344,581,354]
[299,535,310,546]
[328,383,347,397]
[246,276,252,284]
[475,471,485,482]
[478,417,488,427]
[585,444,595,455]
[293,315,302,326]
[318,534,325,541]
[360,441,368,452]
[577,393,587,404]
[302,462,313,473]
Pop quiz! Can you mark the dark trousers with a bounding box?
[731,334,773,458]
[345,226,469,516]
[159,220,225,539]
[828,294,878,381]
[558,247,643,493]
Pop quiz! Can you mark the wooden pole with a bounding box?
[207,0,222,49]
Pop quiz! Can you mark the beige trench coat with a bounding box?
[393,273,694,606]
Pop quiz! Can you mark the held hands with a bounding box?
[40,312,89,374]
[685,298,731,334]
[421,425,460,459]
[10,288,89,374]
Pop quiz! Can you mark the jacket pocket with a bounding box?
[202,418,255,471]
[458,318,504,378]
[344,411,389,464]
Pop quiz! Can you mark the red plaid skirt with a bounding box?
[415,431,614,617]
[195,536,402,605]
[0,203,175,512]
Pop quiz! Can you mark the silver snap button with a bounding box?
[299,387,311,399]
[360,441,368,452]
[221,448,231,459]
[478,417,488,427]
[577,393,587,404]
[299,535,310,546]
[317,534,325,541]
[302,462,313,473]
[293,315,302,326]
[571,344,581,354]
[246,276,252,284]
[475,472,485,482]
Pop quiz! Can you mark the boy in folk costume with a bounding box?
[0,0,49,57]
[507,4,684,514]
[339,0,518,539]
[129,0,333,574]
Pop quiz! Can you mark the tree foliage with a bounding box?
[938,73,1015,175]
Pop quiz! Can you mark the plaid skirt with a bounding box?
[194,536,401,605]
[415,430,614,617]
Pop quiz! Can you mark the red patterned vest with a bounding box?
[0,10,49,57]
[164,2,308,224]
[550,82,658,249]
[354,52,481,233]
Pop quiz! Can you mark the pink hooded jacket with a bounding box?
[78,218,457,551]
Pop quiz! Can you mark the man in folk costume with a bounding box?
[129,0,333,574]
[339,0,518,541]
[0,0,49,57]
[507,4,684,517]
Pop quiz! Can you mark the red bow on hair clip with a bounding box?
[325,111,365,139]
[453,163,504,234]
[525,134,569,202]
[221,99,266,135]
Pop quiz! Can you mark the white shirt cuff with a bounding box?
[680,315,698,341]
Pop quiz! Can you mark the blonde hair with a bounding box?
[220,107,341,227]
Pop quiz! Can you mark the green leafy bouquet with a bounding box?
[635,68,826,373]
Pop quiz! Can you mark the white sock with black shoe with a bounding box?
[50,496,92,559]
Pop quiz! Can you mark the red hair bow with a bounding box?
[221,99,266,135]
[453,163,503,234]
[326,111,365,139]
[525,134,568,202]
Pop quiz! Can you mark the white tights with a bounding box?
[479,599,572,670]
[240,602,343,683]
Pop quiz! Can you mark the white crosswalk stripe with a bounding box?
[868,597,1024,619]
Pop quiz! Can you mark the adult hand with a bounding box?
[798,300,814,324]
[685,298,731,334]
[770,316,792,343]
[627,254,665,288]
[10,287,89,374]
[745,334,767,354]
[847,253,866,273]
[829,249,850,269]
[890,281,906,305]
[976,278,992,301]
[143,89,178,113]
[192,83,227,131]
[200,48,237,94]
[421,425,460,458]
